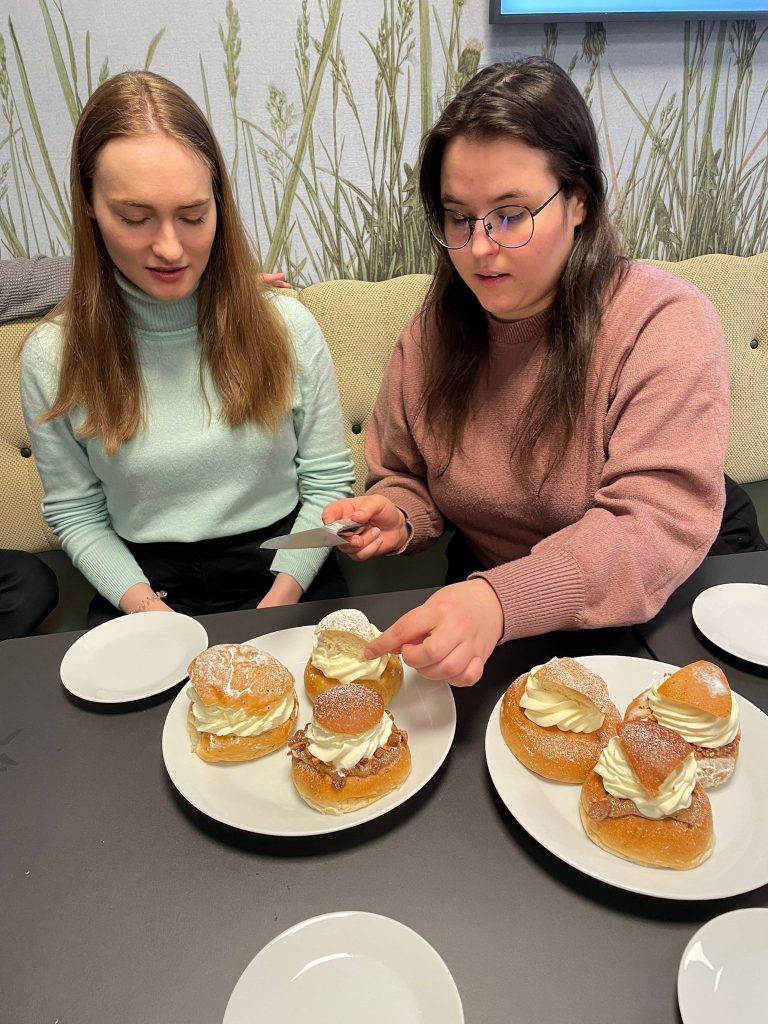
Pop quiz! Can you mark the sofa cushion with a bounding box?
[0,317,57,550]
[299,275,431,493]
[646,253,768,485]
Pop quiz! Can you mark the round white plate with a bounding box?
[692,583,768,666]
[223,911,463,1024]
[60,612,208,703]
[678,908,768,1023]
[485,654,768,899]
[162,624,456,836]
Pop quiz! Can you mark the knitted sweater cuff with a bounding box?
[368,485,443,554]
[471,547,585,643]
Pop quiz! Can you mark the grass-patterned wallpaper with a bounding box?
[1,1,766,283]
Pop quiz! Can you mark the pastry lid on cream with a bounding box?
[315,608,377,642]
[188,643,294,714]
[618,720,693,797]
[312,682,385,736]
[657,660,732,719]
[532,657,610,714]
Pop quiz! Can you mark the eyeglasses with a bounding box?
[429,184,565,250]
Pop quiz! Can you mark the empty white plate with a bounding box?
[60,612,208,702]
[223,911,464,1024]
[692,583,768,665]
[678,908,768,1023]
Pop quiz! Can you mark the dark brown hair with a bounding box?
[40,70,293,454]
[418,57,627,479]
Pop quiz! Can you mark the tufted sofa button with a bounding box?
[351,423,362,435]
[19,446,32,458]
[750,338,759,349]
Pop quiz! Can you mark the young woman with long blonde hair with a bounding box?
[21,70,354,621]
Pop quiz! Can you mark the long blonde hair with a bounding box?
[42,70,293,454]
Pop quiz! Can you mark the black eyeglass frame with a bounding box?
[429,183,566,250]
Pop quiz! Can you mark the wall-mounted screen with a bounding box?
[491,2,768,21]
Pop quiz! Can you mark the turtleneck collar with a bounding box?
[486,308,549,346]
[115,270,198,334]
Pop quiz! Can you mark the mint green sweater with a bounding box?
[20,274,355,607]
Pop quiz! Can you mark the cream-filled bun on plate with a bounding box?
[580,721,714,869]
[186,644,298,763]
[288,682,411,814]
[304,609,403,704]
[499,657,622,783]
[624,660,740,788]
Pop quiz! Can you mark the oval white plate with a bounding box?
[692,583,768,666]
[162,624,456,836]
[223,911,463,1024]
[678,908,768,1023]
[60,612,208,703]
[485,654,768,899]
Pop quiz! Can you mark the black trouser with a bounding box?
[708,474,768,555]
[0,550,59,641]
[444,475,767,583]
[88,505,347,626]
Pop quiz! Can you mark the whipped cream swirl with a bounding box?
[304,712,393,770]
[310,629,389,685]
[648,675,739,748]
[187,687,295,737]
[520,662,604,733]
[594,736,697,819]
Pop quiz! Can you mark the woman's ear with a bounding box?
[570,188,587,228]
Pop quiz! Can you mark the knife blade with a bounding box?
[260,518,363,551]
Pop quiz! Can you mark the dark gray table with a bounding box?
[1,580,765,1024]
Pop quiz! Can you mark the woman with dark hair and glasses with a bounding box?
[324,57,733,686]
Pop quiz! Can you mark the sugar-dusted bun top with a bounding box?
[188,643,294,714]
[532,657,611,713]
[312,682,385,735]
[315,608,377,642]
[618,720,693,797]
[658,660,732,718]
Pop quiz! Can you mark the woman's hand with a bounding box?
[257,572,303,609]
[119,583,174,614]
[258,271,292,290]
[361,579,504,686]
[322,495,409,560]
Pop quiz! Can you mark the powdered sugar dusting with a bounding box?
[190,643,292,701]
[535,657,614,715]
[315,608,377,641]
[696,753,737,788]
[619,721,692,796]
[189,645,236,694]
[659,661,732,718]
[313,682,384,733]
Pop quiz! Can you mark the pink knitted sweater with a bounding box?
[365,262,730,643]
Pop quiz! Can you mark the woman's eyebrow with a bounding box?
[177,198,211,210]
[110,197,211,209]
[441,189,526,206]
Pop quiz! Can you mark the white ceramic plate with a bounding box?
[692,583,768,666]
[60,612,208,703]
[223,911,464,1024]
[485,654,768,899]
[162,624,456,836]
[678,908,768,1023]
